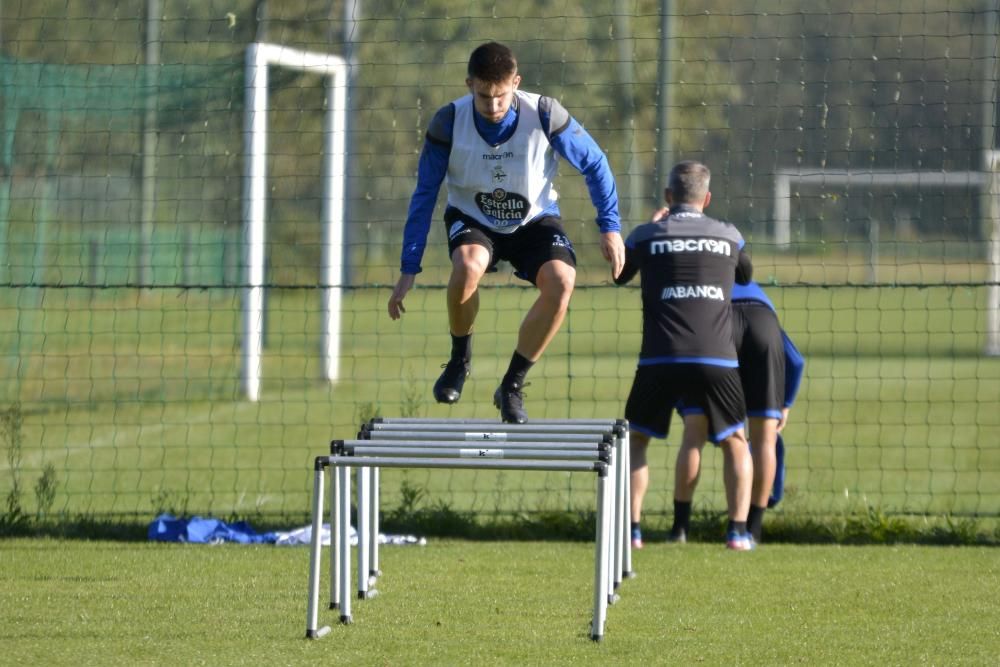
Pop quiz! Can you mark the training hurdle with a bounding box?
[339,432,619,605]
[350,418,616,579]
[362,419,633,588]
[305,453,615,641]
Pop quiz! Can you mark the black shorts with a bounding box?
[443,210,577,285]
[732,302,785,419]
[625,363,746,444]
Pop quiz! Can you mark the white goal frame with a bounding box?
[242,43,348,401]
[772,167,1000,357]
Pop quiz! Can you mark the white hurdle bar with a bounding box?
[372,418,628,426]
[306,455,614,642]
[333,435,617,607]
[352,430,616,608]
[340,444,611,460]
[363,419,633,584]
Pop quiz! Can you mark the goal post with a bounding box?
[986,152,1000,356]
[242,43,349,402]
[772,168,1000,357]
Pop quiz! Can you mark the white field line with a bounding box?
[0,401,258,473]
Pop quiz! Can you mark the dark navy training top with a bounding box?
[615,204,752,367]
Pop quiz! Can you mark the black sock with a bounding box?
[727,520,748,535]
[747,504,766,541]
[450,333,472,363]
[631,521,641,534]
[501,351,534,388]
[671,500,692,534]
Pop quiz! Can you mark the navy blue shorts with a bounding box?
[732,301,785,419]
[625,363,746,444]
[443,210,576,285]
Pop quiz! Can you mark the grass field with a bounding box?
[1,538,997,665]
[2,277,999,522]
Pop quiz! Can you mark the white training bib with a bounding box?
[446,91,559,233]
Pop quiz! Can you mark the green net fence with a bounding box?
[1,0,998,525]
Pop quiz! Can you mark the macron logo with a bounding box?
[650,238,732,256]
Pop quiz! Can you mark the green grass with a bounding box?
[1,539,997,665]
[1,283,999,521]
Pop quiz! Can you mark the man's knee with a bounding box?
[450,247,489,285]
[536,261,575,306]
[681,414,709,450]
[720,431,750,458]
[748,417,778,455]
[630,432,650,468]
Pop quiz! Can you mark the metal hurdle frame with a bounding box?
[334,433,618,606]
[363,419,633,587]
[350,435,613,598]
[352,420,616,599]
[306,454,614,642]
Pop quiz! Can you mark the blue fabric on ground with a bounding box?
[768,434,786,508]
[148,513,278,544]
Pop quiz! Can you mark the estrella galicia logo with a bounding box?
[448,222,471,240]
[475,189,529,226]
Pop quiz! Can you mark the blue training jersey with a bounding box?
[732,281,775,310]
[781,329,805,408]
[399,94,620,274]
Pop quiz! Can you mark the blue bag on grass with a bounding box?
[148,513,277,544]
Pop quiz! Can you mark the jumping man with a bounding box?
[388,41,625,423]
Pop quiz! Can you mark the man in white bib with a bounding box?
[388,42,624,423]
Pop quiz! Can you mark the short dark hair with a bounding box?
[668,161,711,203]
[468,42,518,82]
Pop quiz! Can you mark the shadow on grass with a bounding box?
[4,505,997,546]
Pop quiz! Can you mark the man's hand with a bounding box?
[600,231,625,280]
[776,407,790,433]
[650,206,669,222]
[388,273,416,320]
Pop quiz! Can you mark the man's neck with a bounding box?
[473,103,518,144]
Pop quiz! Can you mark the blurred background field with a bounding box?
[4,280,998,523]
